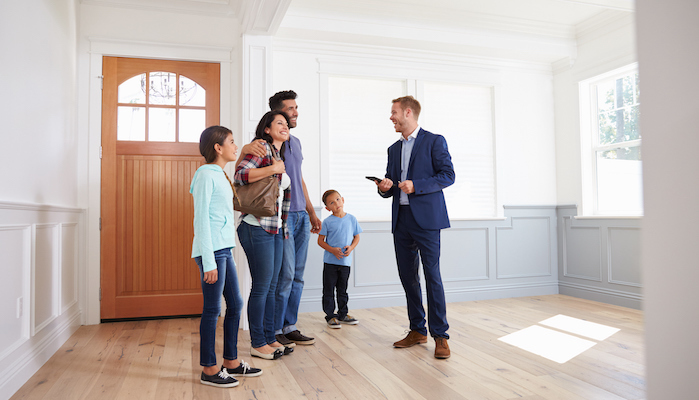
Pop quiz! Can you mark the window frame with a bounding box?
[579,63,642,217]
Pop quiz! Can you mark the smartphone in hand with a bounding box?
[365,176,382,183]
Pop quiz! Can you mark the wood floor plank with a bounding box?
[11,295,646,400]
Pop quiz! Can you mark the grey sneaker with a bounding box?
[275,333,296,348]
[285,330,315,345]
[338,315,359,325]
[327,318,342,329]
[200,369,239,388]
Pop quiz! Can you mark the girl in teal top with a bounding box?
[190,126,262,387]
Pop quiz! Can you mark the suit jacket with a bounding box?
[381,128,455,233]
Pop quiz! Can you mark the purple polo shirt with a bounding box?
[285,135,306,212]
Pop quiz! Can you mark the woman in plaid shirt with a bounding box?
[235,110,293,360]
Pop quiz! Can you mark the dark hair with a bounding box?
[254,110,289,160]
[392,95,422,120]
[199,125,232,164]
[269,90,297,111]
[322,189,340,205]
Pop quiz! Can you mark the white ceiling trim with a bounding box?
[80,0,238,17]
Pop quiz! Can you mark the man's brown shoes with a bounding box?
[393,330,428,348]
[434,337,450,359]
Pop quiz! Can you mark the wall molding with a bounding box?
[0,201,84,214]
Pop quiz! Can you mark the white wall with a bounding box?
[553,12,636,212]
[271,42,559,211]
[0,2,84,398]
[0,0,79,207]
[637,1,699,398]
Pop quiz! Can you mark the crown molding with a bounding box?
[80,0,238,17]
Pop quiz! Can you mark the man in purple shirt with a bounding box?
[269,90,322,346]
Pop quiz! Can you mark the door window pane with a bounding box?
[149,108,176,142]
[118,74,146,104]
[179,109,206,142]
[180,76,206,107]
[117,106,146,141]
[149,72,177,105]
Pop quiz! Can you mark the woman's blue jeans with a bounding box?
[237,222,283,348]
[195,247,243,367]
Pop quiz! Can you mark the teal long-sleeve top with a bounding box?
[190,164,236,272]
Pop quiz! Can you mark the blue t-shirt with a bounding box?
[319,213,363,267]
[285,135,306,212]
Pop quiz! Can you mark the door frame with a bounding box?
[83,40,233,324]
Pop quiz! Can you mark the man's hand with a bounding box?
[378,178,393,192]
[398,180,414,194]
[240,139,266,159]
[309,213,322,234]
[203,269,218,284]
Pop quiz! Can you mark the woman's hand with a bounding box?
[203,269,218,284]
[270,157,285,175]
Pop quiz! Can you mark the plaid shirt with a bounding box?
[234,142,290,238]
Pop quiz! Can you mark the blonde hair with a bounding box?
[392,96,421,120]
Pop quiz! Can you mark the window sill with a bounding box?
[574,215,643,220]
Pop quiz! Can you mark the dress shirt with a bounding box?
[399,126,420,205]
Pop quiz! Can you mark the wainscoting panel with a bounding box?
[298,206,560,313]
[354,229,400,287]
[0,225,30,361]
[562,216,602,281]
[0,202,84,400]
[496,217,551,278]
[61,223,79,313]
[557,206,642,309]
[607,227,642,287]
[33,224,60,335]
[442,227,489,281]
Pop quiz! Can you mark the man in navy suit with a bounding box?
[376,96,455,359]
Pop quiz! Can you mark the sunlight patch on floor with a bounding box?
[539,314,620,341]
[498,315,620,364]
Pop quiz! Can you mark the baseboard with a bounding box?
[0,308,82,400]
[298,282,560,313]
[559,281,642,310]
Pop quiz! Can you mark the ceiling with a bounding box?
[81,0,636,63]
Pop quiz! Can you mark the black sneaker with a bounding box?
[275,333,296,348]
[285,330,315,345]
[223,360,262,377]
[200,369,239,388]
[338,315,359,325]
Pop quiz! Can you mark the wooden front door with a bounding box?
[101,57,220,319]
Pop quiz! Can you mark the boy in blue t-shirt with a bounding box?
[317,190,363,328]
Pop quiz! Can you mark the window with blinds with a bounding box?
[326,76,496,220]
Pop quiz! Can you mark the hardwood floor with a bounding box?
[11,295,645,400]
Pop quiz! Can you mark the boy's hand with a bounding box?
[331,247,345,259]
[343,246,354,257]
